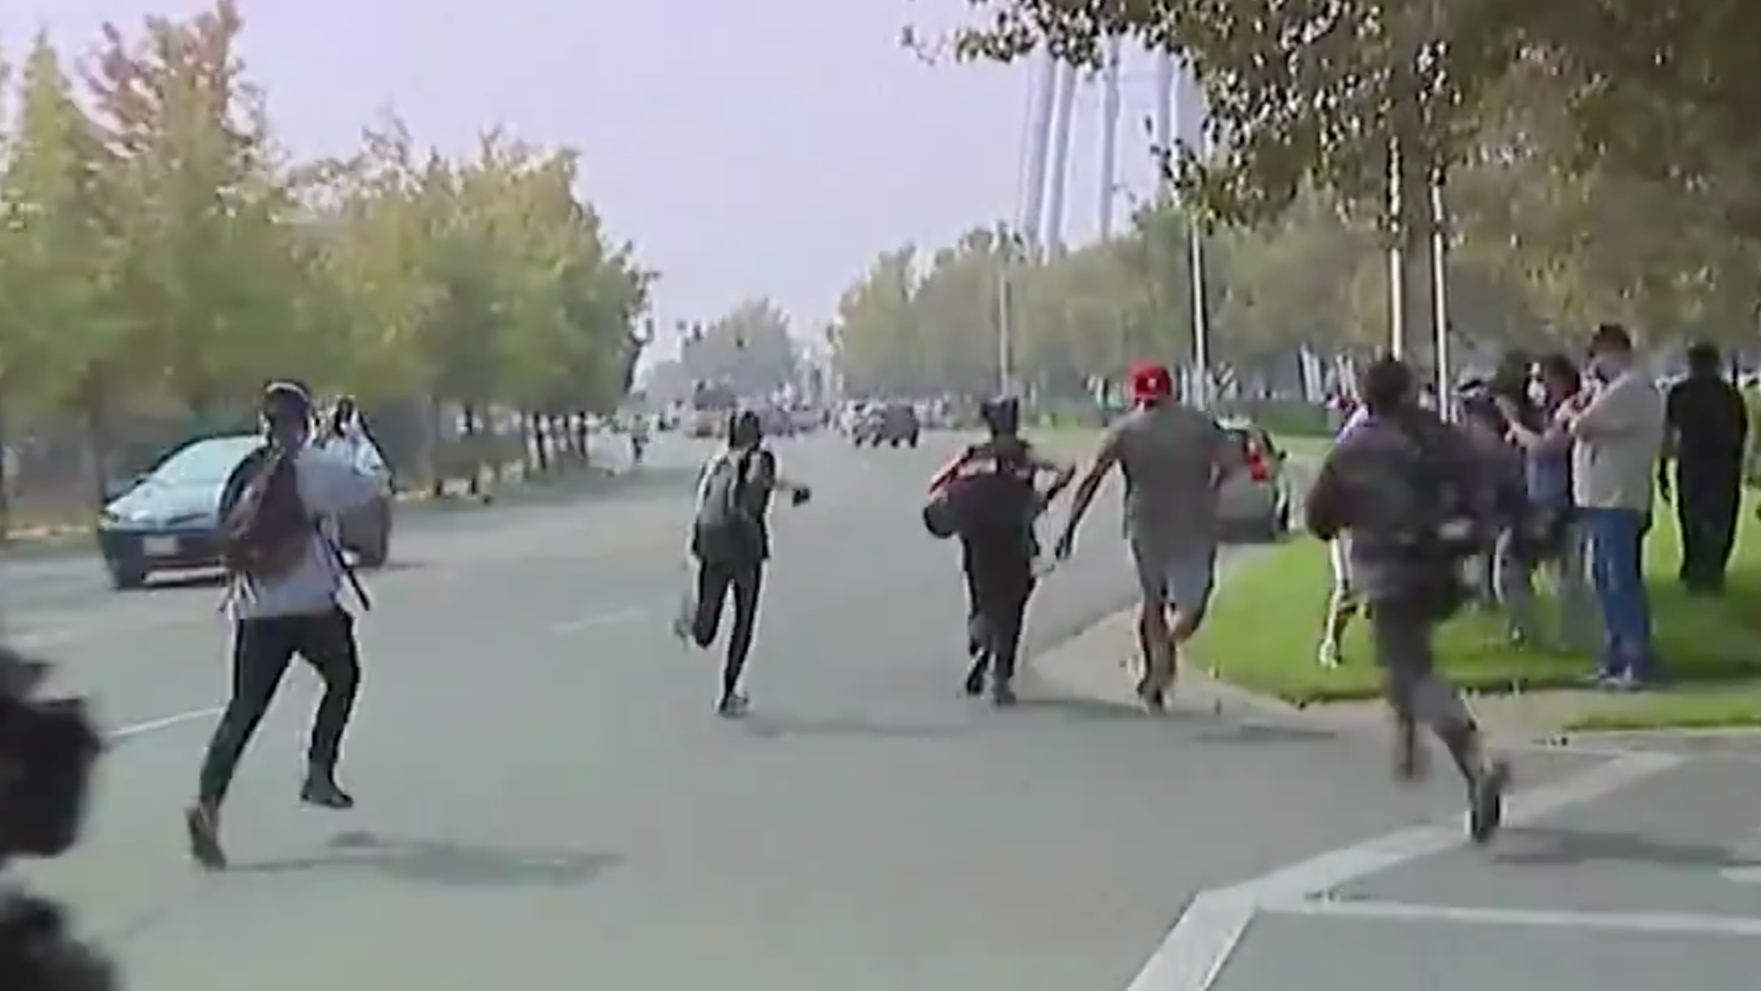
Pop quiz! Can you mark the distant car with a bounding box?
[1215,420,1292,541]
[853,403,920,447]
[755,404,797,438]
[97,434,394,590]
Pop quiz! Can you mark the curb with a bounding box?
[1024,544,1761,751]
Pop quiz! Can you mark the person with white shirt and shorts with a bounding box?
[1318,403,1371,667]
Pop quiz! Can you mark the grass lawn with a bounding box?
[1198,502,1761,730]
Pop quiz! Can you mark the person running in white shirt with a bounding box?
[1317,402,1372,667]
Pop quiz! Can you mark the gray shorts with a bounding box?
[1128,537,1218,621]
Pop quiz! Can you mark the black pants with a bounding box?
[964,559,1033,684]
[198,608,361,806]
[1677,469,1740,591]
[692,558,763,696]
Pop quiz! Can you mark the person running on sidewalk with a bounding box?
[929,440,1057,706]
[1305,356,1510,843]
[186,382,383,870]
[928,397,1072,685]
[675,409,810,716]
[1317,399,1373,667]
[1054,362,1238,711]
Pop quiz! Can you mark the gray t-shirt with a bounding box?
[229,443,384,619]
[1570,371,1664,512]
[1105,403,1232,553]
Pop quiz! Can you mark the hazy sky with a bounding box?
[13,0,1170,356]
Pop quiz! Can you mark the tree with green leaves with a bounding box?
[0,4,657,536]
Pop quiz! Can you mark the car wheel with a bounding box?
[890,437,903,447]
[108,562,148,590]
[908,433,920,448]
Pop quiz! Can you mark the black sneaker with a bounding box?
[1469,759,1511,845]
[301,774,356,810]
[991,681,1018,708]
[1135,678,1166,713]
[963,660,986,697]
[185,803,227,871]
[717,692,750,718]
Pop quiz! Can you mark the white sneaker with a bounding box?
[1317,641,1341,668]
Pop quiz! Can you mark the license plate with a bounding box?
[142,536,179,557]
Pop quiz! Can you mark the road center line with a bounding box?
[548,606,649,635]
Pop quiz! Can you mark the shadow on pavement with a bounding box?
[1013,695,1171,723]
[1492,826,1761,871]
[1196,721,1341,744]
[230,830,623,887]
[738,711,968,742]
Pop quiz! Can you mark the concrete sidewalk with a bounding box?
[1026,575,1761,990]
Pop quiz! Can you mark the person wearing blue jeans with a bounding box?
[1560,324,1666,687]
[1581,508,1656,680]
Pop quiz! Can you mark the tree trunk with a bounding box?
[79,383,116,509]
[461,403,482,497]
[531,413,551,474]
[572,412,590,464]
[427,398,447,498]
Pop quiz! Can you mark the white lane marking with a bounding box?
[1273,898,1761,938]
[1123,752,1685,990]
[548,606,649,635]
[1122,892,1255,991]
[108,706,223,740]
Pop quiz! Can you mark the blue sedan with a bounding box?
[97,435,393,589]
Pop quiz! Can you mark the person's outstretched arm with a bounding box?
[1054,431,1122,558]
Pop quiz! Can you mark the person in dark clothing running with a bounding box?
[927,397,1072,698]
[1662,342,1748,594]
[938,448,1054,706]
[186,382,383,870]
[676,409,810,716]
[1306,357,1510,844]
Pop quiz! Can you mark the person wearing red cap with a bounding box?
[1054,361,1240,710]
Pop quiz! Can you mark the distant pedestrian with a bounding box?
[186,382,383,870]
[1054,362,1239,711]
[1305,356,1510,843]
[1663,342,1747,594]
[1566,323,1666,685]
[674,409,810,716]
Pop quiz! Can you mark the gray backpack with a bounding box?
[693,451,759,560]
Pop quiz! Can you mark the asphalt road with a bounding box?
[6,431,1752,991]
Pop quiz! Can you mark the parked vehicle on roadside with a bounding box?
[1215,418,1292,541]
[97,433,394,590]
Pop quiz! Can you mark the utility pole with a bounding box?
[1020,54,1058,251]
[1044,61,1079,254]
[1098,37,1122,240]
[1153,52,1173,163]
[1174,63,1213,409]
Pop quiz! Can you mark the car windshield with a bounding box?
[147,437,261,487]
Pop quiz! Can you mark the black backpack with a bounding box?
[692,449,763,562]
[217,447,310,581]
[1389,418,1491,618]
